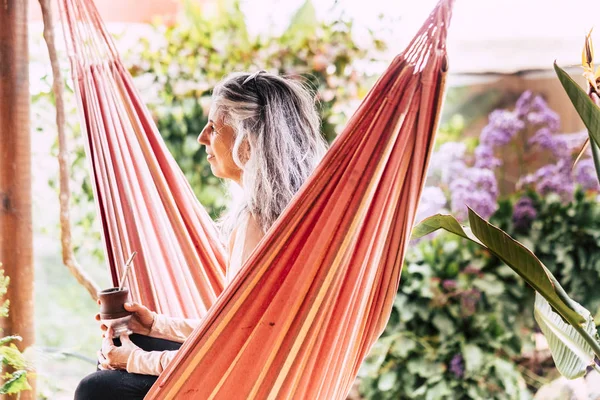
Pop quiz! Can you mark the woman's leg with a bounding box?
[74,370,157,400]
[74,334,182,400]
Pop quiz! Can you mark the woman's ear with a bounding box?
[238,139,251,165]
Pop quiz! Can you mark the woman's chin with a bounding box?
[209,165,222,178]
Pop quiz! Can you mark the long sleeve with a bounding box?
[126,214,265,377]
[148,313,201,343]
[125,314,200,376]
[126,348,178,376]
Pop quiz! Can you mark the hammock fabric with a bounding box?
[59,0,454,398]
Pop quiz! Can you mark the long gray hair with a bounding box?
[210,71,329,238]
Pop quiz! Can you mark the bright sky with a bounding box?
[242,0,600,73]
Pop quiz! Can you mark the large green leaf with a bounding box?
[411,214,479,243]
[0,370,30,395]
[412,210,600,378]
[412,210,600,366]
[554,62,600,149]
[534,293,596,379]
[412,211,585,325]
[466,208,585,325]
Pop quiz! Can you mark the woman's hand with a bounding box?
[123,302,155,335]
[95,301,155,336]
[98,327,140,371]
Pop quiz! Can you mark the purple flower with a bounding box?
[528,96,560,132]
[480,110,525,147]
[466,168,499,197]
[512,196,537,230]
[461,288,482,317]
[515,90,533,117]
[449,354,464,378]
[428,142,467,185]
[415,186,448,223]
[529,128,569,159]
[528,127,553,149]
[574,158,600,191]
[442,279,457,291]
[474,144,502,169]
[519,159,574,201]
[450,185,498,221]
[463,265,481,275]
[449,168,499,220]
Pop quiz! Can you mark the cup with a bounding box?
[98,287,133,338]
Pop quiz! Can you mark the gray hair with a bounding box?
[210,71,329,238]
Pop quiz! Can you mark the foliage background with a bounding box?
[28,0,600,399]
[30,1,386,398]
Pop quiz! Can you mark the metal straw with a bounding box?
[118,251,137,291]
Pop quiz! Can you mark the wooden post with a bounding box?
[0,1,35,399]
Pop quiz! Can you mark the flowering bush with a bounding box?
[416,91,599,224]
[360,92,600,399]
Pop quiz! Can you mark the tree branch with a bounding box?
[38,0,100,301]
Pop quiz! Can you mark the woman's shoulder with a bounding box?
[227,212,264,256]
[227,212,266,281]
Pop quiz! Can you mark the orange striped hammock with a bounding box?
[59,0,453,398]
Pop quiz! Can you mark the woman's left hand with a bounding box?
[98,327,140,371]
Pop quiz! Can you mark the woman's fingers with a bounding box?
[97,350,112,371]
[102,327,114,355]
[95,313,101,321]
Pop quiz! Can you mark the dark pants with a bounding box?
[74,334,182,400]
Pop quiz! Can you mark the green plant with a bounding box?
[493,189,600,318]
[126,0,385,216]
[413,208,600,380]
[0,265,31,396]
[365,34,600,392]
[359,234,533,399]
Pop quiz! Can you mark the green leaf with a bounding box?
[426,380,452,400]
[0,336,21,346]
[466,209,585,326]
[432,313,455,336]
[463,344,484,374]
[534,292,596,379]
[412,210,600,377]
[377,370,396,391]
[472,276,504,296]
[0,344,27,370]
[413,212,584,325]
[0,370,30,395]
[554,62,600,149]
[411,214,480,244]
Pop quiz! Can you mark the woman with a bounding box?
[74,70,328,399]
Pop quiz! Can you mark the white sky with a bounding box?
[241,0,600,73]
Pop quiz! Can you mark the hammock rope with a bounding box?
[59,0,454,398]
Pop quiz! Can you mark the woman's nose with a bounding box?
[198,127,209,145]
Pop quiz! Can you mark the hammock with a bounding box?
[59,0,454,398]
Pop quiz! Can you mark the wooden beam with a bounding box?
[0,1,35,398]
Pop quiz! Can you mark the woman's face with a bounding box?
[197,115,243,185]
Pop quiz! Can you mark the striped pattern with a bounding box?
[59,0,453,398]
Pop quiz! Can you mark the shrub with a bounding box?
[358,234,533,399]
